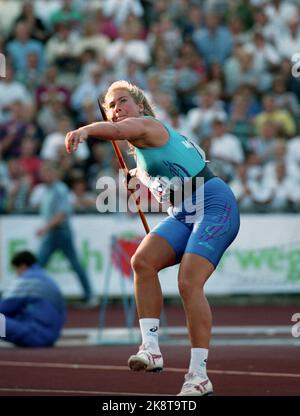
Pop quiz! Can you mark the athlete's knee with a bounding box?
[131,251,154,274]
[178,274,207,300]
[178,278,196,299]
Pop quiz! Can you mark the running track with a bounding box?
[0,305,299,396]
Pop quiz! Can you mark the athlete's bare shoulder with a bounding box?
[130,116,169,148]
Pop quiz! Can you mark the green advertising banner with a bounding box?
[1,214,300,296]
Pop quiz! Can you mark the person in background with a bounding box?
[36,161,97,307]
[0,250,65,347]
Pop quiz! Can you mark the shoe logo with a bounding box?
[195,379,209,393]
[149,326,158,333]
[149,353,162,365]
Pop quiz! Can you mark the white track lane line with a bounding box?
[0,387,168,396]
[0,360,299,379]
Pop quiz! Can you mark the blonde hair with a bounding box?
[102,80,155,118]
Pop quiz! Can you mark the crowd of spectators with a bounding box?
[1,0,300,215]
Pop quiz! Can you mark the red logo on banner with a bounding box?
[112,237,143,278]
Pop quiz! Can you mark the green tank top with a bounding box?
[135,120,206,181]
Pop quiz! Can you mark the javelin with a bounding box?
[97,99,150,234]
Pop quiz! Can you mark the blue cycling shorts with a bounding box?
[151,177,240,267]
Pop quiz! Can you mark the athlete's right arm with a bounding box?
[65,117,168,153]
[65,119,142,153]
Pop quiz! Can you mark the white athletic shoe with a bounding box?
[128,343,163,372]
[177,373,213,396]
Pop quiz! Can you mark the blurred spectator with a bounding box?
[73,18,110,59]
[265,0,297,30]
[87,142,115,190]
[177,39,206,78]
[259,161,300,212]
[152,92,177,125]
[69,176,97,213]
[34,0,62,28]
[4,158,32,213]
[125,59,148,90]
[0,250,66,347]
[248,121,280,164]
[0,0,22,36]
[263,139,289,179]
[279,58,300,104]
[29,180,47,212]
[205,62,226,100]
[175,40,206,112]
[71,63,111,120]
[37,95,68,135]
[223,41,244,95]
[251,6,279,43]
[182,4,204,39]
[169,106,198,142]
[49,0,82,30]
[6,21,45,76]
[205,0,229,15]
[142,0,169,27]
[199,135,212,163]
[146,48,177,101]
[41,115,89,162]
[77,48,99,83]
[76,100,98,131]
[149,13,183,56]
[93,5,119,40]
[228,0,254,31]
[187,87,227,139]
[13,0,50,44]
[224,49,272,95]
[245,150,262,182]
[16,50,45,93]
[0,32,5,55]
[18,137,43,187]
[193,11,233,65]
[0,65,32,123]
[105,19,151,79]
[144,73,171,122]
[0,148,9,212]
[230,84,261,118]
[286,132,300,181]
[0,101,38,159]
[55,145,80,186]
[229,163,257,212]
[275,16,300,60]
[102,0,144,27]
[239,170,272,212]
[45,22,79,71]
[36,64,71,110]
[253,94,296,137]
[244,30,280,72]
[209,117,245,180]
[272,76,300,119]
[228,15,251,45]
[35,161,97,306]
[228,93,254,150]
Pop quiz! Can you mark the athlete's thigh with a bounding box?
[185,198,240,268]
[142,215,192,269]
[178,252,215,288]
